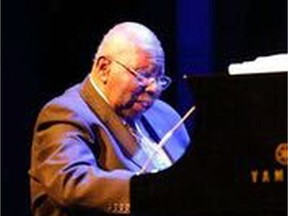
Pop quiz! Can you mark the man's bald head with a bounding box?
[95,22,165,65]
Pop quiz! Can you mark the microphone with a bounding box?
[136,105,196,175]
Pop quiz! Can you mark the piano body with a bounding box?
[131,72,287,216]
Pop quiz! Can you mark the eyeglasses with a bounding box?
[105,57,172,91]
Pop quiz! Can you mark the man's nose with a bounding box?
[144,80,161,95]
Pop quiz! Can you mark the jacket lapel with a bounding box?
[80,77,140,159]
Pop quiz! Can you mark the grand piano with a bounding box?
[131,72,287,216]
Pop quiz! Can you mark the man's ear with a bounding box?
[97,56,110,70]
[95,56,111,84]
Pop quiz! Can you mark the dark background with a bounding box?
[2,0,287,215]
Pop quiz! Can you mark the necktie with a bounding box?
[125,120,172,172]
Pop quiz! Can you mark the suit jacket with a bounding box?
[29,77,190,216]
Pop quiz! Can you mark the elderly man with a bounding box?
[29,21,190,215]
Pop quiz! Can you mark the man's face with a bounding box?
[106,50,163,119]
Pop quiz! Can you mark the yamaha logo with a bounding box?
[275,142,288,166]
[250,142,287,183]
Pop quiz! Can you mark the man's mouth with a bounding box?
[122,90,156,115]
[118,96,154,118]
[134,99,152,111]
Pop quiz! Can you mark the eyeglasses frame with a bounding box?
[102,56,172,90]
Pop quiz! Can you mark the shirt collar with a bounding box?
[88,73,110,104]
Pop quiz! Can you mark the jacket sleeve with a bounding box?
[30,103,133,214]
